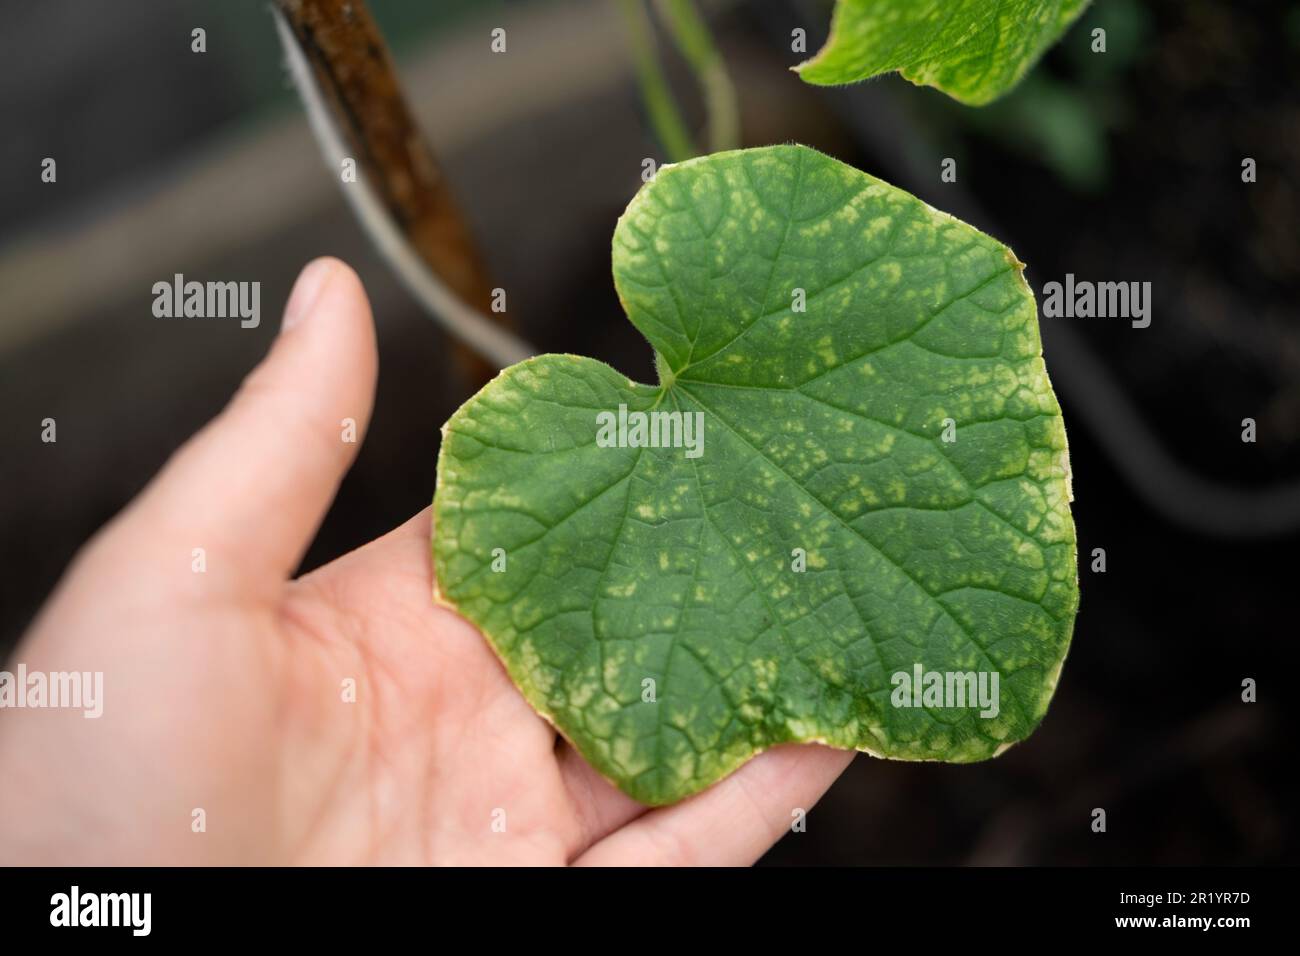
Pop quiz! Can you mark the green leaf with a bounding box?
[796,0,1093,105]
[433,145,1078,805]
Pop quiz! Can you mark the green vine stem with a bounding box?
[653,0,740,154]
[618,0,698,162]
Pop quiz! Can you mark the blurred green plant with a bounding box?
[919,0,1151,193]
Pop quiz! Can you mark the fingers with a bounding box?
[557,741,647,855]
[574,744,855,866]
[119,258,378,591]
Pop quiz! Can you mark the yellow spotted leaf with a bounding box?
[433,145,1079,805]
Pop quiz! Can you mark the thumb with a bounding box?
[120,257,379,591]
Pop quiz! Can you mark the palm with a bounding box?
[279,507,598,865]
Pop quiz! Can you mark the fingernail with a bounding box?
[282,258,335,332]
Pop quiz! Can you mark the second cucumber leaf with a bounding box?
[797,0,1093,106]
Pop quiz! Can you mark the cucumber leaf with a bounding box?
[433,145,1078,805]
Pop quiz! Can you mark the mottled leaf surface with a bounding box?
[433,145,1078,805]
[797,0,1092,105]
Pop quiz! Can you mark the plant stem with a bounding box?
[618,0,698,162]
[271,0,533,370]
[654,0,740,153]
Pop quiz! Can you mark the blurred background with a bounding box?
[1,0,1297,864]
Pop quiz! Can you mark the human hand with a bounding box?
[0,258,854,866]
